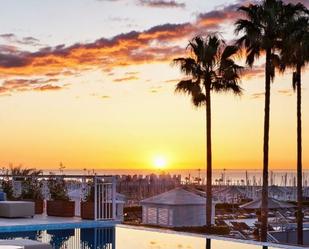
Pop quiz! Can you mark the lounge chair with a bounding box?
[0,201,35,218]
[0,239,52,249]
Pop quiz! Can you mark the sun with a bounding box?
[153,156,167,169]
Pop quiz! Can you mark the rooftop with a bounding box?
[140,187,206,206]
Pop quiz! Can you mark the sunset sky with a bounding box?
[0,0,308,171]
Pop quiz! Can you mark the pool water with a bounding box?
[0,225,293,249]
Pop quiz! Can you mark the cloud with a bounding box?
[277,89,294,96]
[90,93,111,99]
[251,92,264,99]
[125,71,139,75]
[0,33,41,46]
[0,78,62,94]
[3,0,305,81]
[113,76,139,82]
[164,78,180,83]
[0,22,193,77]
[149,86,162,93]
[242,66,265,79]
[197,3,241,28]
[139,0,185,8]
[109,17,131,22]
[34,84,62,91]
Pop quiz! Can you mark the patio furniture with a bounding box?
[0,239,52,249]
[0,201,35,218]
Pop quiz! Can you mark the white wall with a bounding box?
[142,204,215,227]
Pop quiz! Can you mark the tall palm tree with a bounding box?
[280,5,309,244]
[234,0,284,242]
[173,35,242,228]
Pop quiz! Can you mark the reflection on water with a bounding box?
[206,238,211,249]
[0,226,281,249]
[116,227,274,249]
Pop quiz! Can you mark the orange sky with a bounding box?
[0,0,308,171]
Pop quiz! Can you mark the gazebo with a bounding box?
[140,187,214,227]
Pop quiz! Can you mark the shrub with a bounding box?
[48,176,69,201]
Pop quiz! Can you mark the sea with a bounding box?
[44,169,309,187]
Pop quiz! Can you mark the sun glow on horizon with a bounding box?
[153,156,167,169]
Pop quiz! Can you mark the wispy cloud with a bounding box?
[149,86,162,93]
[0,78,62,94]
[243,66,265,79]
[277,89,294,96]
[251,92,265,99]
[113,76,139,82]
[34,84,62,91]
[139,0,185,8]
[0,33,41,46]
[125,71,139,75]
[164,78,180,83]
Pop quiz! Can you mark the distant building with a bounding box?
[140,187,214,227]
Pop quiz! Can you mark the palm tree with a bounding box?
[280,5,309,244]
[234,0,284,242]
[173,35,242,228]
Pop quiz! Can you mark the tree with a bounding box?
[280,4,309,244]
[234,0,284,242]
[173,35,242,228]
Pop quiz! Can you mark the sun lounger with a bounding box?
[0,201,35,218]
[0,239,52,249]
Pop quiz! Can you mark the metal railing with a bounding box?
[266,232,279,243]
[94,176,116,220]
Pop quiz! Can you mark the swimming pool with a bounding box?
[0,225,300,249]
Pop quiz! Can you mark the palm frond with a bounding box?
[192,92,206,106]
[173,34,242,106]
[175,79,200,94]
[173,57,200,79]
[175,79,205,107]
[221,45,239,61]
[292,72,297,91]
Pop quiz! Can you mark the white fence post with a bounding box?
[112,176,116,219]
[94,175,98,220]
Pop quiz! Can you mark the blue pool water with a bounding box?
[0,225,297,249]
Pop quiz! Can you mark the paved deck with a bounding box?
[0,215,118,232]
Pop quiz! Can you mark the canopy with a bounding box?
[240,197,296,210]
[140,187,206,206]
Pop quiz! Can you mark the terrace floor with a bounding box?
[0,215,118,232]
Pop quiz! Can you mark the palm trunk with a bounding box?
[261,49,271,242]
[296,64,303,245]
[205,84,212,229]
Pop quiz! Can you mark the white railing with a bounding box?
[230,230,247,240]
[94,176,116,220]
[266,232,279,243]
